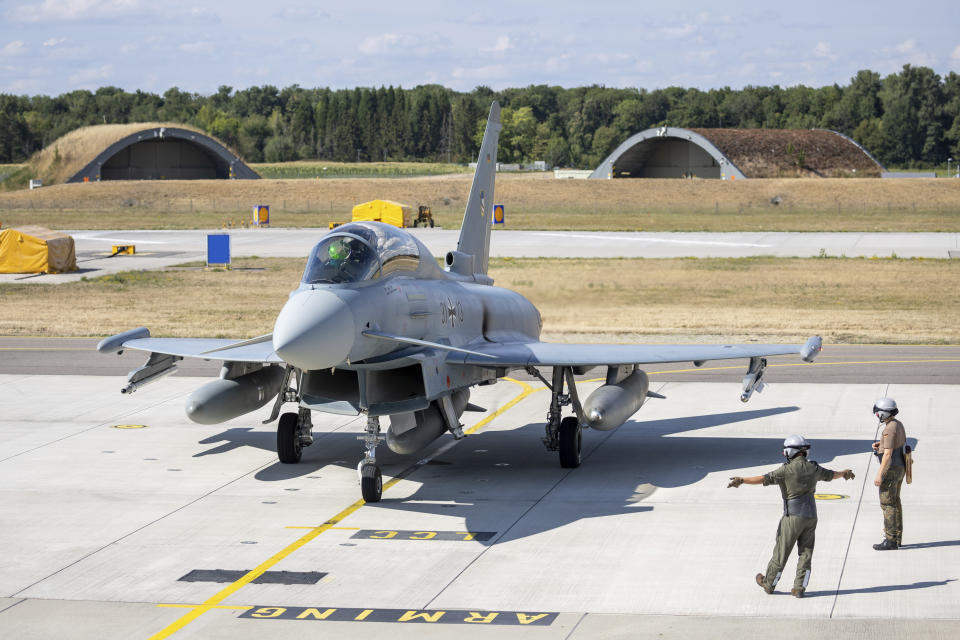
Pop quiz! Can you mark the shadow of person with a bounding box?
[899,540,960,550]
[802,578,956,598]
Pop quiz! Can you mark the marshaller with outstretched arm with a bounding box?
[728,435,855,598]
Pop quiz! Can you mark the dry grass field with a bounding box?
[2,175,960,231]
[1,257,956,344]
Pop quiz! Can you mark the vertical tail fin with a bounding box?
[448,101,500,283]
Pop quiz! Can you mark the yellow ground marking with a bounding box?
[815,494,848,500]
[112,424,148,429]
[284,526,361,530]
[158,604,253,611]
[149,377,537,639]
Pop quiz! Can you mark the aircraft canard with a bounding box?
[97,101,822,502]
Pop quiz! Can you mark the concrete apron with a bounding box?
[0,375,957,639]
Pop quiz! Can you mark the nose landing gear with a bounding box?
[358,415,383,502]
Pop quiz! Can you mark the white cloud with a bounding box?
[543,53,572,74]
[880,39,936,69]
[813,41,835,59]
[661,24,696,39]
[275,6,329,20]
[481,36,514,54]
[894,39,916,54]
[11,0,141,22]
[451,64,508,80]
[42,37,65,47]
[685,49,718,64]
[951,45,960,61]
[357,33,417,55]
[68,63,112,87]
[179,41,214,54]
[0,41,27,57]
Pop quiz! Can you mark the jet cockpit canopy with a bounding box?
[302,222,422,285]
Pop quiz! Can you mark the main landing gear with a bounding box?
[358,415,383,502]
[277,407,313,463]
[527,365,584,469]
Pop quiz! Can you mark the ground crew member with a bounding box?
[872,397,907,550]
[728,435,855,598]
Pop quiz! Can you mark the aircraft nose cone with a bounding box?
[273,289,355,370]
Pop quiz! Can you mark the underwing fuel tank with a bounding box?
[386,389,470,454]
[186,366,285,425]
[582,369,650,431]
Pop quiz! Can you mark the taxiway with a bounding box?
[0,349,957,638]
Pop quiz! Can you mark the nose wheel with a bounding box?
[277,412,302,463]
[360,463,382,502]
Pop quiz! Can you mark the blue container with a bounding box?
[207,234,231,266]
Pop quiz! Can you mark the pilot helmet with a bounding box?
[873,397,898,421]
[783,434,811,459]
[328,238,351,261]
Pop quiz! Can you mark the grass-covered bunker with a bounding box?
[29,123,259,185]
[591,127,885,179]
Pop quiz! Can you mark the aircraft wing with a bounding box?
[448,336,822,368]
[97,327,282,363]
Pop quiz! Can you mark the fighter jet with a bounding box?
[98,102,821,502]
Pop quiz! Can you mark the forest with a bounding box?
[1,65,958,170]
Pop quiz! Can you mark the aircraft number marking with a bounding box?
[240,606,557,625]
[351,529,496,542]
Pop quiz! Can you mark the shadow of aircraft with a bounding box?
[191,406,876,544]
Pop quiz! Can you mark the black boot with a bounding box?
[873,538,899,550]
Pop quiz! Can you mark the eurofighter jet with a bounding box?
[98,102,821,502]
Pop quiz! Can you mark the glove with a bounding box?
[727,477,744,488]
[842,470,855,480]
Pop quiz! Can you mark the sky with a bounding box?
[1,0,958,96]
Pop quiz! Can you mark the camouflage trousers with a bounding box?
[762,515,817,591]
[880,465,905,544]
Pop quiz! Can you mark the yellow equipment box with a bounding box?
[112,245,136,255]
[351,199,412,228]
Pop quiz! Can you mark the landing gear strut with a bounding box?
[527,365,584,469]
[358,415,383,502]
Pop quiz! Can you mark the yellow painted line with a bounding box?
[284,526,361,530]
[158,604,253,611]
[149,377,536,639]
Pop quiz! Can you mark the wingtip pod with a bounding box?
[452,101,501,281]
[97,327,150,354]
[800,335,823,362]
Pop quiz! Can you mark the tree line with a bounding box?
[1,65,958,170]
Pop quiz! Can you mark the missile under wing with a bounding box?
[98,101,822,502]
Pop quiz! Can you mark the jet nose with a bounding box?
[273,289,355,370]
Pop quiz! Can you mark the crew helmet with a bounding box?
[783,434,811,459]
[873,397,898,421]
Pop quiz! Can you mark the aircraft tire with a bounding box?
[277,411,302,463]
[361,463,382,502]
[558,416,582,468]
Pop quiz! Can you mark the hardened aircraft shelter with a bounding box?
[591,127,884,179]
[26,123,259,185]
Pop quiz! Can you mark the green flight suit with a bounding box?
[759,456,837,591]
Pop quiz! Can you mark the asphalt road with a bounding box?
[2,229,958,284]
[2,337,957,384]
